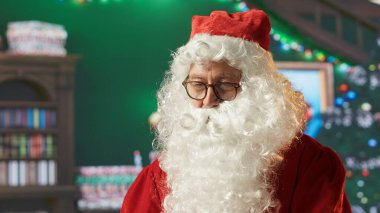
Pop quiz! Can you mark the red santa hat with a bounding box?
[190,9,271,51]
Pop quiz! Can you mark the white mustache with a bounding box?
[178,106,259,139]
[179,109,226,136]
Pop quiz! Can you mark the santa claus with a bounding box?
[121,9,351,213]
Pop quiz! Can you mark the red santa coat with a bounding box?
[121,135,352,213]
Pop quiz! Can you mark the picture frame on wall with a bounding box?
[276,62,334,138]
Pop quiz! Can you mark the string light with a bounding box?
[345,156,380,170]
[304,49,313,60]
[345,90,357,101]
[339,63,350,73]
[290,42,299,50]
[268,28,359,76]
[316,51,326,62]
[280,43,290,51]
[357,192,364,198]
[339,84,349,93]
[368,139,378,148]
[362,169,370,177]
[361,197,369,204]
[273,34,280,41]
[346,170,353,178]
[65,0,124,5]
[361,103,372,111]
[335,97,344,106]
[369,64,376,71]
[357,180,365,187]
[327,56,337,63]
[235,2,249,11]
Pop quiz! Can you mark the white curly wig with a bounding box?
[155,34,307,213]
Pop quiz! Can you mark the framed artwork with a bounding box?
[276,62,334,138]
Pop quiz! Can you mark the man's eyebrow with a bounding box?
[222,73,240,78]
[188,74,205,80]
[217,72,241,80]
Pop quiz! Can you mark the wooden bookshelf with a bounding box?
[0,186,79,213]
[0,53,79,213]
[0,128,59,134]
[0,101,57,108]
[0,185,78,199]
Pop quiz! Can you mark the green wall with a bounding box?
[0,0,236,166]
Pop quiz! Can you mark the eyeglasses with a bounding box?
[182,77,241,101]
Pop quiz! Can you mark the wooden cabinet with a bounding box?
[0,53,79,213]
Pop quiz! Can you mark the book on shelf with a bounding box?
[0,108,56,130]
[19,160,26,186]
[0,105,58,188]
[0,160,57,187]
[0,134,56,159]
[0,161,6,185]
[8,160,18,187]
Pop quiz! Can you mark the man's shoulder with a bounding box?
[297,134,323,148]
[284,134,345,173]
[149,159,164,172]
[291,134,335,154]
[142,159,165,177]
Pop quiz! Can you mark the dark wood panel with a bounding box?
[0,185,78,199]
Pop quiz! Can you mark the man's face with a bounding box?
[186,61,242,108]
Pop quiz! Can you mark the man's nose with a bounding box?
[202,86,220,108]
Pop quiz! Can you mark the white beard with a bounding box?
[156,35,306,213]
[159,97,288,213]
